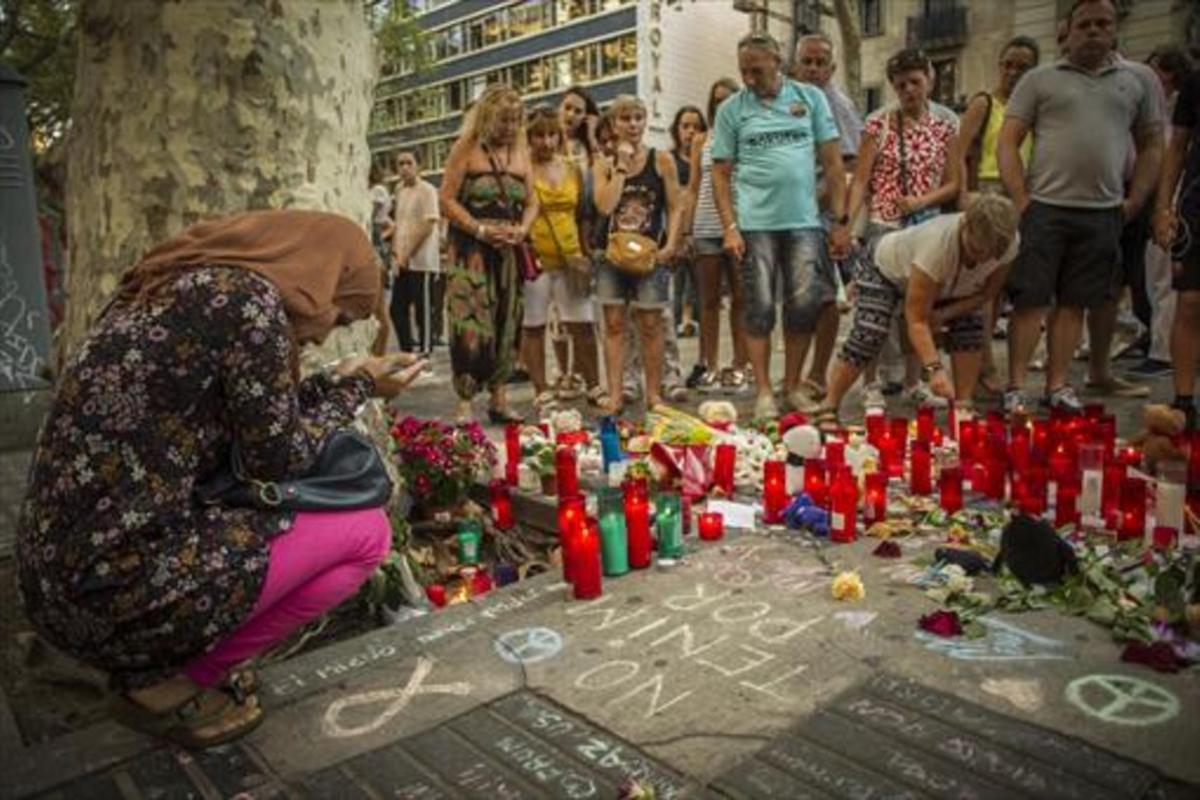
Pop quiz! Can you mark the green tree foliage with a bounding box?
[364,0,430,77]
[0,0,76,150]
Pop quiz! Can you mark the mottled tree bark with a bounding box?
[62,0,376,355]
[831,0,862,104]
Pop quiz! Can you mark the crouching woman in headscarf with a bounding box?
[17,210,422,748]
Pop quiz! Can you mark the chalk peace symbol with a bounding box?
[1065,674,1180,727]
[494,627,564,665]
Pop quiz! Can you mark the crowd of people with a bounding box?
[374,0,1199,431]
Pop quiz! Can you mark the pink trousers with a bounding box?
[184,507,392,687]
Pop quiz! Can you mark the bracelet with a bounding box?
[921,361,943,381]
[474,221,486,239]
[724,221,738,232]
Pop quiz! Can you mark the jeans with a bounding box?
[740,229,835,336]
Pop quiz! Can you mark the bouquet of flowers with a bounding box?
[390,416,496,511]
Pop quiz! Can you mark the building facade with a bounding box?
[754,0,1193,116]
[370,0,754,177]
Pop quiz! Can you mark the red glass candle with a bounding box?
[830,467,858,543]
[698,511,724,541]
[555,446,579,499]
[959,419,978,465]
[1055,484,1079,528]
[425,584,447,608]
[970,460,989,495]
[825,439,846,470]
[986,458,1007,501]
[558,494,586,582]
[986,412,1006,449]
[804,457,827,508]
[1049,444,1077,490]
[1098,416,1117,460]
[1117,446,1141,469]
[490,480,515,531]
[1022,466,1048,516]
[763,459,788,523]
[939,466,963,513]
[624,480,652,569]
[865,412,886,448]
[713,443,736,495]
[910,441,932,495]
[864,472,887,524]
[1009,425,1030,472]
[1084,403,1104,421]
[889,416,909,457]
[471,568,493,596]
[1029,419,1048,460]
[504,423,521,486]
[1189,430,1200,495]
[1102,462,1126,525]
[1118,478,1146,541]
[947,401,959,441]
[569,519,603,600]
[916,406,935,444]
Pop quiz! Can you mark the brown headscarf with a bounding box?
[118,210,381,344]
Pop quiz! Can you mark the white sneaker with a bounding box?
[904,384,949,409]
[785,388,819,413]
[754,393,780,420]
[862,382,887,411]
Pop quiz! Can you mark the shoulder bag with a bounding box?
[195,429,393,511]
[484,145,541,282]
[533,169,593,297]
[604,150,660,276]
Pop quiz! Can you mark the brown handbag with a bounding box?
[603,155,660,275]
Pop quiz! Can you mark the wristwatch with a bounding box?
[921,361,943,381]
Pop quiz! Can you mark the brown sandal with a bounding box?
[109,685,263,749]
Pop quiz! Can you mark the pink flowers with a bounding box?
[390,416,497,509]
[918,610,963,638]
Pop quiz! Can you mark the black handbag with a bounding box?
[196,429,393,511]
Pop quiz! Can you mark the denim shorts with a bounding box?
[595,258,672,309]
[740,229,835,335]
[693,237,724,257]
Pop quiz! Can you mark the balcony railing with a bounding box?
[906,5,968,50]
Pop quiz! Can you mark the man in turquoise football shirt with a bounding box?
[711,32,851,419]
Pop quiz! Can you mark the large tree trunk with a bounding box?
[62,0,376,356]
[831,0,862,104]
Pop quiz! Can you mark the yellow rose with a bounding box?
[831,571,866,602]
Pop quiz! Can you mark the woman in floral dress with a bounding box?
[440,84,539,423]
[17,210,421,747]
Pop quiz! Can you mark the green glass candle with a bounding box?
[656,492,684,561]
[457,519,482,565]
[597,487,629,576]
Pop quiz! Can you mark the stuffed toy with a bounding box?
[698,400,738,430]
[1127,404,1187,474]
[782,423,822,494]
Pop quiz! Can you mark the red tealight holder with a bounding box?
[1118,477,1146,541]
[830,467,858,543]
[558,494,586,582]
[825,439,846,470]
[959,419,978,465]
[698,511,724,541]
[504,423,521,486]
[713,443,736,495]
[910,441,932,495]
[763,459,788,523]
[1031,419,1050,462]
[426,584,447,608]
[471,568,493,596]
[555,446,579,499]
[939,466,963,513]
[866,413,886,449]
[1102,462,1126,525]
[864,472,887,524]
[1084,403,1104,421]
[1117,446,1141,469]
[969,460,989,495]
[985,458,1007,501]
[1098,416,1117,460]
[916,406,935,444]
[624,480,652,569]
[1023,466,1048,516]
[1055,484,1079,528]
[571,520,603,600]
[804,457,828,508]
[490,480,515,531]
[1189,430,1200,494]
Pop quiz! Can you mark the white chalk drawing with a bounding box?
[494,627,564,665]
[915,616,1069,662]
[1065,674,1179,727]
[321,656,471,738]
[833,611,878,632]
[980,677,1045,713]
[0,238,46,389]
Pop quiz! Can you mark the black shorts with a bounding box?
[1006,201,1122,310]
[1172,189,1200,292]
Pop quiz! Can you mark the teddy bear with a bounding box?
[1127,404,1187,474]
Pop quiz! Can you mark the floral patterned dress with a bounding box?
[446,171,526,400]
[17,267,373,689]
[863,110,956,225]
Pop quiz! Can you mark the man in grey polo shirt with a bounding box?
[998,0,1162,414]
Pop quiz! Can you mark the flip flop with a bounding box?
[109,686,263,750]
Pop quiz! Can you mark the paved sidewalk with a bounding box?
[5,529,1198,798]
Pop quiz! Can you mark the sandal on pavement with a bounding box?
[487,406,525,425]
[812,405,840,434]
[597,396,623,416]
[585,385,607,407]
[109,686,263,750]
[532,391,560,414]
